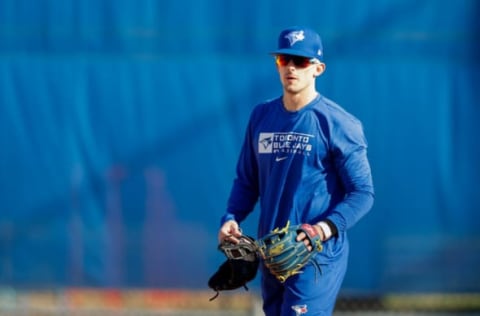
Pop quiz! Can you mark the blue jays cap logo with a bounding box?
[285,30,305,46]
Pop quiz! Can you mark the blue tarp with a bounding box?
[0,0,478,293]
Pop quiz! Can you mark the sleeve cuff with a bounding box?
[220,213,236,226]
[316,219,338,240]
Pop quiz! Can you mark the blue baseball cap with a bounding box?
[271,26,324,60]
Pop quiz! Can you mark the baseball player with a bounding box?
[217,26,374,315]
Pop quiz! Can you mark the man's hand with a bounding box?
[296,224,325,251]
[218,220,242,244]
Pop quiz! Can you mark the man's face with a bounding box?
[275,54,325,94]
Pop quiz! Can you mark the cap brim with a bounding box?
[270,48,315,58]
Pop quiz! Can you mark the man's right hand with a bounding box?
[218,220,242,244]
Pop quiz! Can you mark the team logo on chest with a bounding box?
[258,132,313,157]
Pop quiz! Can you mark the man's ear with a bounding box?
[314,63,326,77]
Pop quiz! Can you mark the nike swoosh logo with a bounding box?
[275,156,288,162]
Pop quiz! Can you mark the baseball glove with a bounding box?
[208,235,259,301]
[256,221,323,283]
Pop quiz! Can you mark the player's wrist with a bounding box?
[315,221,333,241]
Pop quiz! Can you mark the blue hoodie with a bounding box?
[221,94,374,241]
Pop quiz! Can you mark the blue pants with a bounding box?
[260,235,349,316]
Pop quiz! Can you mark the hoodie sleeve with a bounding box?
[326,115,375,232]
[221,114,260,226]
